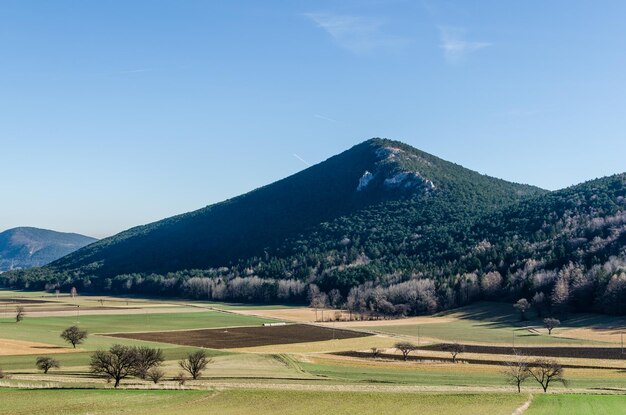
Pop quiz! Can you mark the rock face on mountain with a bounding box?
[0,227,96,272]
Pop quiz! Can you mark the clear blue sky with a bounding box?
[2,1,625,238]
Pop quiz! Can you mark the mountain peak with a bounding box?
[41,138,546,278]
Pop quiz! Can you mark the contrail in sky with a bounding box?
[293,153,311,167]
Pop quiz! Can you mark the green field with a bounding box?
[362,302,617,345]
[1,292,625,414]
[526,394,626,414]
[0,389,528,415]
[0,311,276,349]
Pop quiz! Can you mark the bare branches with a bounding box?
[527,359,567,392]
[179,350,212,380]
[443,342,465,363]
[394,342,417,361]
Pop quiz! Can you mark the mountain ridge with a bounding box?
[45,138,545,277]
[0,227,97,272]
[3,138,625,315]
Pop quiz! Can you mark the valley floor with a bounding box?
[1,289,625,414]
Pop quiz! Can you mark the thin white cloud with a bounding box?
[314,114,338,123]
[293,153,312,167]
[438,27,491,63]
[306,12,410,54]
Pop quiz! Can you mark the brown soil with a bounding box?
[107,324,372,349]
[420,343,626,360]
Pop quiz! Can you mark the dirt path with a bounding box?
[511,394,533,415]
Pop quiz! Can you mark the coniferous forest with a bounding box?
[3,139,626,315]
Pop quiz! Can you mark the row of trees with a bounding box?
[383,342,566,393]
[3,346,211,388]
[0,322,211,388]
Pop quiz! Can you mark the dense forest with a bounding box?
[2,139,625,315]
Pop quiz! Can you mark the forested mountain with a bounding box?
[0,227,96,272]
[3,139,626,315]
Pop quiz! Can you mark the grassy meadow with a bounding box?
[1,290,626,414]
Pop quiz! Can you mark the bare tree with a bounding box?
[443,343,465,363]
[15,306,25,323]
[179,350,212,380]
[36,356,60,374]
[527,359,567,392]
[60,326,88,348]
[532,292,547,318]
[502,353,530,393]
[146,367,165,384]
[174,371,188,385]
[394,342,417,361]
[89,344,139,388]
[328,289,343,309]
[133,347,164,379]
[513,298,530,321]
[308,284,321,321]
[543,318,560,335]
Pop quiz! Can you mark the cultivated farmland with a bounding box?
[1,289,626,414]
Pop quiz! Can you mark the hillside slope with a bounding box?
[44,138,544,278]
[6,139,625,315]
[0,227,96,271]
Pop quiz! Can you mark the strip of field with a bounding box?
[0,339,79,356]
[333,350,624,370]
[526,394,626,414]
[0,311,277,351]
[419,343,626,360]
[107,324,371,348]
[0,298,52,304]
[0,389,528,415]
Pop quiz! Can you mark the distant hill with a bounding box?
[0,227,96,272]
[3,138,626,315]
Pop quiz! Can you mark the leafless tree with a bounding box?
[179,350,212,380]
[394,342,417,361]
[60,326,88,348]
[36,356,60,374]
[543,318,560,335]
[532,292,547,317]
[15,306,25,323]
[443,342,465,363]
[133,347,164,379]
[328,289,343,309]
[146,367,165,384]
[174,371,188,385]
[527,359,567,392]
[513,298,530,321]
[89,344,139,388]
[481,271,503,298]
[502,353,530,393]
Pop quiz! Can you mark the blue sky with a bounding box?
[2,1,625,238]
